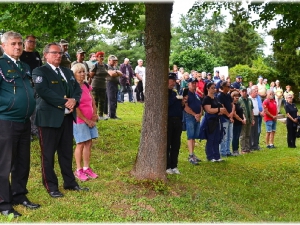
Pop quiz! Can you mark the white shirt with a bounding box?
[135,66,145,79]
[47,63,68,82]
[249,96,259,116]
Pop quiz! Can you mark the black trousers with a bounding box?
[0,120,31,210]
[287,122,297,147]
[167,117,182,169]
[136,81,144,101]
[106,81,118,118]
[38,115,78,192]
[250,116,259,150]
[92,87,107,117]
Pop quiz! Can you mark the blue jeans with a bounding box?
[120,85,133,102]
[185,113,200,139]
[232,124,242,151]
[219,118,233,156]
[205,121,221,160]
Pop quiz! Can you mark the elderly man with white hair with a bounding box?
[119,58,134,102]
[135,59,145,103]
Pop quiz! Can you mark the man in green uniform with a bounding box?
[0,31,39,218]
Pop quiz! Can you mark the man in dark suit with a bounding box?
[32,42,88,198]
[0,31,40,218]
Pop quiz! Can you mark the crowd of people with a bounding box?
[166,65,298,174]
[0,31,147,218]
[0,30,298,218]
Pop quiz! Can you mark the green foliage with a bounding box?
[220,20,264,68]
[170,47,224,72]
[249,3,300,88]
[171,7,226,57]
[229,57,280,84]
[229,64,253,83]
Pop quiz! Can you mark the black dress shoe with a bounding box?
[1,209,22,218]
[21,201,40,209]
[49,191,64,198]
[64,185,89,191]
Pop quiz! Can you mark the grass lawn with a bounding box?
[2,102,300,222]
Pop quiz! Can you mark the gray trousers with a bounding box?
[240,123,251,151]
[250,116,259,150]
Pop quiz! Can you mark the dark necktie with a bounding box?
[16,61,22,71]
[56,68,70,97]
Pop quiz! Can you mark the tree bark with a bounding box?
[131,3,173,181]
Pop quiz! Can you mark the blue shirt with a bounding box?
[257,95,263,112]
[232,81,241,89]
[187,91,202,114]
[217,91,232,122]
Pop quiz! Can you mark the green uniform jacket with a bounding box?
[238,96,253,124]
[0,55,35,123]
[32,63,82,128]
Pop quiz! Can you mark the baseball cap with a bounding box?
[239,86,247,91]
[168,72,176,80]
[236,75,242,79]
[108,55,118,61]
[188,78,198,83]
[59,39,69,45]
[76,48,86,54]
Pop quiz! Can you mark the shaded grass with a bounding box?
[2,102,300,222]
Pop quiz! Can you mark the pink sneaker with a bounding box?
[83,168,98,179]
[74,169,89,182]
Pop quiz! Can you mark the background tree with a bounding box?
[170,47,224,72]
[171,8,226,57]
[218,3,264,68]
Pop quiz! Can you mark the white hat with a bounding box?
[275,80,280,83]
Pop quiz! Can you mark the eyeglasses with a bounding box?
[48,51,63,55]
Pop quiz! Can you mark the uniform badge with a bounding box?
[35,76,43,83]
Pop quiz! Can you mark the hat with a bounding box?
[239,86,247,91]
[236,75,242,79]
[263,78,267,82]
[258,75,263,79]
[168,72,176,80]
[275,80,280,83]
[188,78,198,83]
[216,70,219,73]
[108,55,118,61]
[59,39,69,45]
[76,48,86,54]
[207,72,212,76]
[95,51,105,57]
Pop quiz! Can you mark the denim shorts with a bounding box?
[185,113,200,139]
[73,123,99,144]
[265,120,277,132]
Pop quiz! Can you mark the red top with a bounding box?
[196,79,206,98]
[263,99,277,121]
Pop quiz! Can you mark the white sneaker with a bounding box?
[210,159,217,162]
[217,158,224,162]
[172,168,180,174]
[166,168,174,174]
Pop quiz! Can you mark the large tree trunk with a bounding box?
[131,3,173,181]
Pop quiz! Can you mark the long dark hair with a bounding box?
[204,82,215,96]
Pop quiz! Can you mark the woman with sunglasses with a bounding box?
[199,82,227,162]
